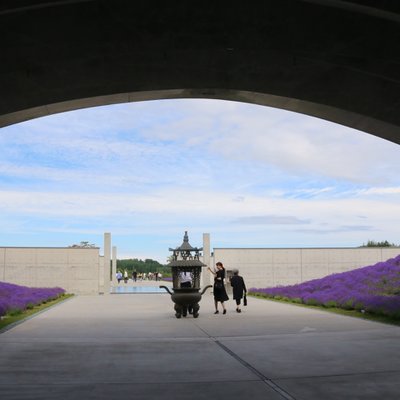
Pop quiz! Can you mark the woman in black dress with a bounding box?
[230,269,247,313]
[208,262,229,314]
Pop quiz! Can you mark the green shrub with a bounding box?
[387,310,400,319]
[354,302,364,311]
[8,308,23,316]
[323,300,337,308]
[305,298,319,306]
[341,299,354,310]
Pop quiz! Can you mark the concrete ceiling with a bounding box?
[1,1,400,144]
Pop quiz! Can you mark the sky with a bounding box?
[1,99,400,263]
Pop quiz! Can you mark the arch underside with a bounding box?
[1,1,400,144]
[2,89,398,145]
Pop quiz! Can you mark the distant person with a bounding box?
[132,270,137,282]
[179,271,193,315]
[179,271,192,288]
[230,269,247,313]
[116,271,123,284]
[208,262,229,314]
[123,270,128,283]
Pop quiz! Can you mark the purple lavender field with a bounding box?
[0,281,65,317]
[249,254,400,318]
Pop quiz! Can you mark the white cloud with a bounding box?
[4,99,400,187]
[357,187,400,196]
[231,215,311,225]
[0,187,399,226]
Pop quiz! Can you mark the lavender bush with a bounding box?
[250,254,400,318]
[0,281,65,317]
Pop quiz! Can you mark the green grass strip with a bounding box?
[0,294,74,333]
[249,293,400,327]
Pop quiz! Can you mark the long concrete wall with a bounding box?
[2,245,399,295]
[211,247,400,290]
[0,247,101,294]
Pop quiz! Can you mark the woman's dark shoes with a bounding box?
[223,309,227,315]
[236,308,241,313]
[214,310,219,314]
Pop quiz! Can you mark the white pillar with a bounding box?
[103,232,111,295]
[112,246,117,286]
[2,248,5,281]
[202,233,211,287]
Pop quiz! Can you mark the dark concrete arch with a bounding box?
[1,1,400,144]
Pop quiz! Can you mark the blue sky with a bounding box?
[1,99,400,262]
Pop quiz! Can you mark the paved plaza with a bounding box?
[1,286,400,399]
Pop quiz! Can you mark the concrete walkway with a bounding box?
[1,291,400,399]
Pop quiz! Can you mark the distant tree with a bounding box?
[69,241,96,248]
[115,258,170,276]
[361,240,398,247]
